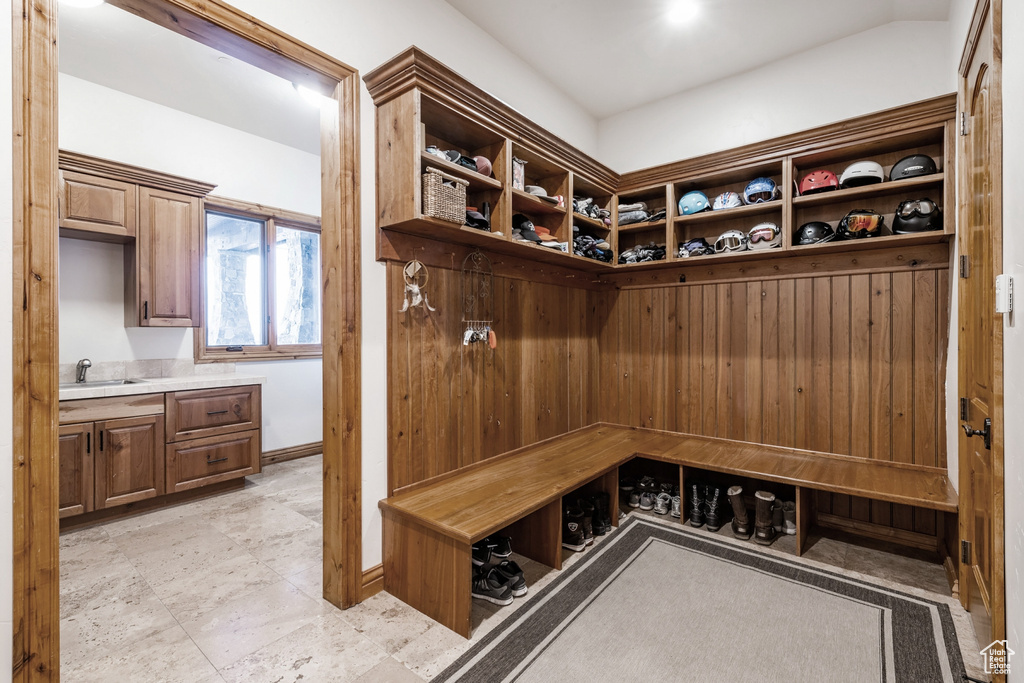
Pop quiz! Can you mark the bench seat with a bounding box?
[380,423,957,637]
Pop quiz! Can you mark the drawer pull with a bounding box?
[206,409,229,416]
[206,456,229,465]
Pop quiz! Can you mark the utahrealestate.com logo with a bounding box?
[980,640,1014,675]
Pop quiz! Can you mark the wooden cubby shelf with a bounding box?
[366,47,956,280]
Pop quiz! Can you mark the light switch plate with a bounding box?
[996,273,1013,314]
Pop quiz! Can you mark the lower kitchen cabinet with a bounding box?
[58,423,94,518]
[95,415,165,509]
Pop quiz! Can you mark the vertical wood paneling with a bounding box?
[778,280,797,447]
[702,286,718,436]
[762,280,781,445]
[869,273,893,527]
[744,282,763,443]
[794,279,814,450]
[687,287,703,432]
[811,279,832,453]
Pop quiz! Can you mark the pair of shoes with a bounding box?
[591,492,613,535]
[564,492,615,550]
[471,560,528,605]
[630,489,658,511]
[773,499,797,535]
[654,492,672,515]
[688,482,723,531]
[471,535,512,568]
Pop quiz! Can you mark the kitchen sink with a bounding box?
[59,379,147,389]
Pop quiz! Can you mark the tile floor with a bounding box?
[60,457,986,682]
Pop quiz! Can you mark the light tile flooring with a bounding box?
[61,456,986,682]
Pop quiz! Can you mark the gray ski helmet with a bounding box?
[794,221,835,245]
[889,154,937,181]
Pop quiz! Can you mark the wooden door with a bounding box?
[137,186,200,326]
[957,0,1004,652]
[58,170,137,241]
[58,423,94,518]
[94,415,165,509]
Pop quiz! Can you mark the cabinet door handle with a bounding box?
[86,432,90,454]
[206,456,229,465]
[206,409,229,416]
[143,301,148,320]
[99,431,103,451]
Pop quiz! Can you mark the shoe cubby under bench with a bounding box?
[380,423,958,638]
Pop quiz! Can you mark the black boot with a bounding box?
[754,490,777,545]
[562,504,586,552]
[705,486,722,531]
[578,497,595,546]
[728,485,751,539]
[591,492,612,535]
[688,482,706,528]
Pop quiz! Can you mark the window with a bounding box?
[197,197,321,362]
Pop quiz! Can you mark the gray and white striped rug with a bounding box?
[438,516,967,682]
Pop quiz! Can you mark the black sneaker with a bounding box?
[563,505,586,551]
[591,492,612,535]
[493,560,528,597]
[638,476,657,493]
[487,535,512,559]
[578,498,595,545]
[472,541,494,568]
[472,568,513,606]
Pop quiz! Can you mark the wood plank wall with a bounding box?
[387,261,592,493]
[591,266,950,536]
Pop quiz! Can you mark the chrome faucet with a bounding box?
[75,359,92,384]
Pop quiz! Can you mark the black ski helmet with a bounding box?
[892,198,943,233]
[794,221,836,245]
[836,209,885,239]
[889,154,937,181]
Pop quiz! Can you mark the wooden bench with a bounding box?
[380,423,957,637]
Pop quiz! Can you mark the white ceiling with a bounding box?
[444,0,952,119]
[58,3,321,155]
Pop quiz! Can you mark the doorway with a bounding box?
[11,1,362,678]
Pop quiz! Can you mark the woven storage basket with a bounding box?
[422,166,468,224]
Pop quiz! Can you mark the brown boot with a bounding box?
[754,490,777,545]
[727,486,751,539]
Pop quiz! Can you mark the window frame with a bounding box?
[197,195,322,362]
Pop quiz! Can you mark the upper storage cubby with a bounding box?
[366,48,957,280]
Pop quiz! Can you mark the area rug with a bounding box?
[437,516,967,682]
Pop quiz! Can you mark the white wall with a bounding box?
[0,2,13,678]
[1001,0,1024,672]
[58,74,323,452]
[597,21,955,172]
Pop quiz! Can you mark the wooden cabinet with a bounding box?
[166,429,260,493]
[94,415,165,509]
[58,385,261,524]
[58,170,137,242]
[58,423,94,518]
[129,187,201,327]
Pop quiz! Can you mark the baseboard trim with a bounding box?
[361,564,384,601]
[261,441,323,467]
[816,512,940,552]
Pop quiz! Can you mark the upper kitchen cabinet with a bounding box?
[58,151,215,328]
[129,187,202,327]
[58,170,138,242]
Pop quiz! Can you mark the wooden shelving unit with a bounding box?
[366,48,956,279]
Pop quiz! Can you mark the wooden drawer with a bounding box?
[165,429,260,493]
[165,385,260,441]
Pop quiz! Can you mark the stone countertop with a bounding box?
[58,373,266,402]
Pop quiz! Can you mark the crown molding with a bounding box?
[59,150,218,196]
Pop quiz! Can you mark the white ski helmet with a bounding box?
[747,222,781,250]
[713,191,743,211]
[714,229,748,253]
[839,160,884,189]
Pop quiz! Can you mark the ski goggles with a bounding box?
[747,223,780,244]
[896,198,939,218]
[843,212,884,234]
[745,188,778,204]
[715,233,747,253]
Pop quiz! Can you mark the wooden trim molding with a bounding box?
[363,47,618,191]
[361,564,384,601]
[12,0,60,679]
[58,150,217,197]
[15,1,363,678]
[618,94,958,190]
[205,195,322,227]
[261,441,323,467]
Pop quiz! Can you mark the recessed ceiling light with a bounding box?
[666,0,700,25]
[59,0,105,8]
